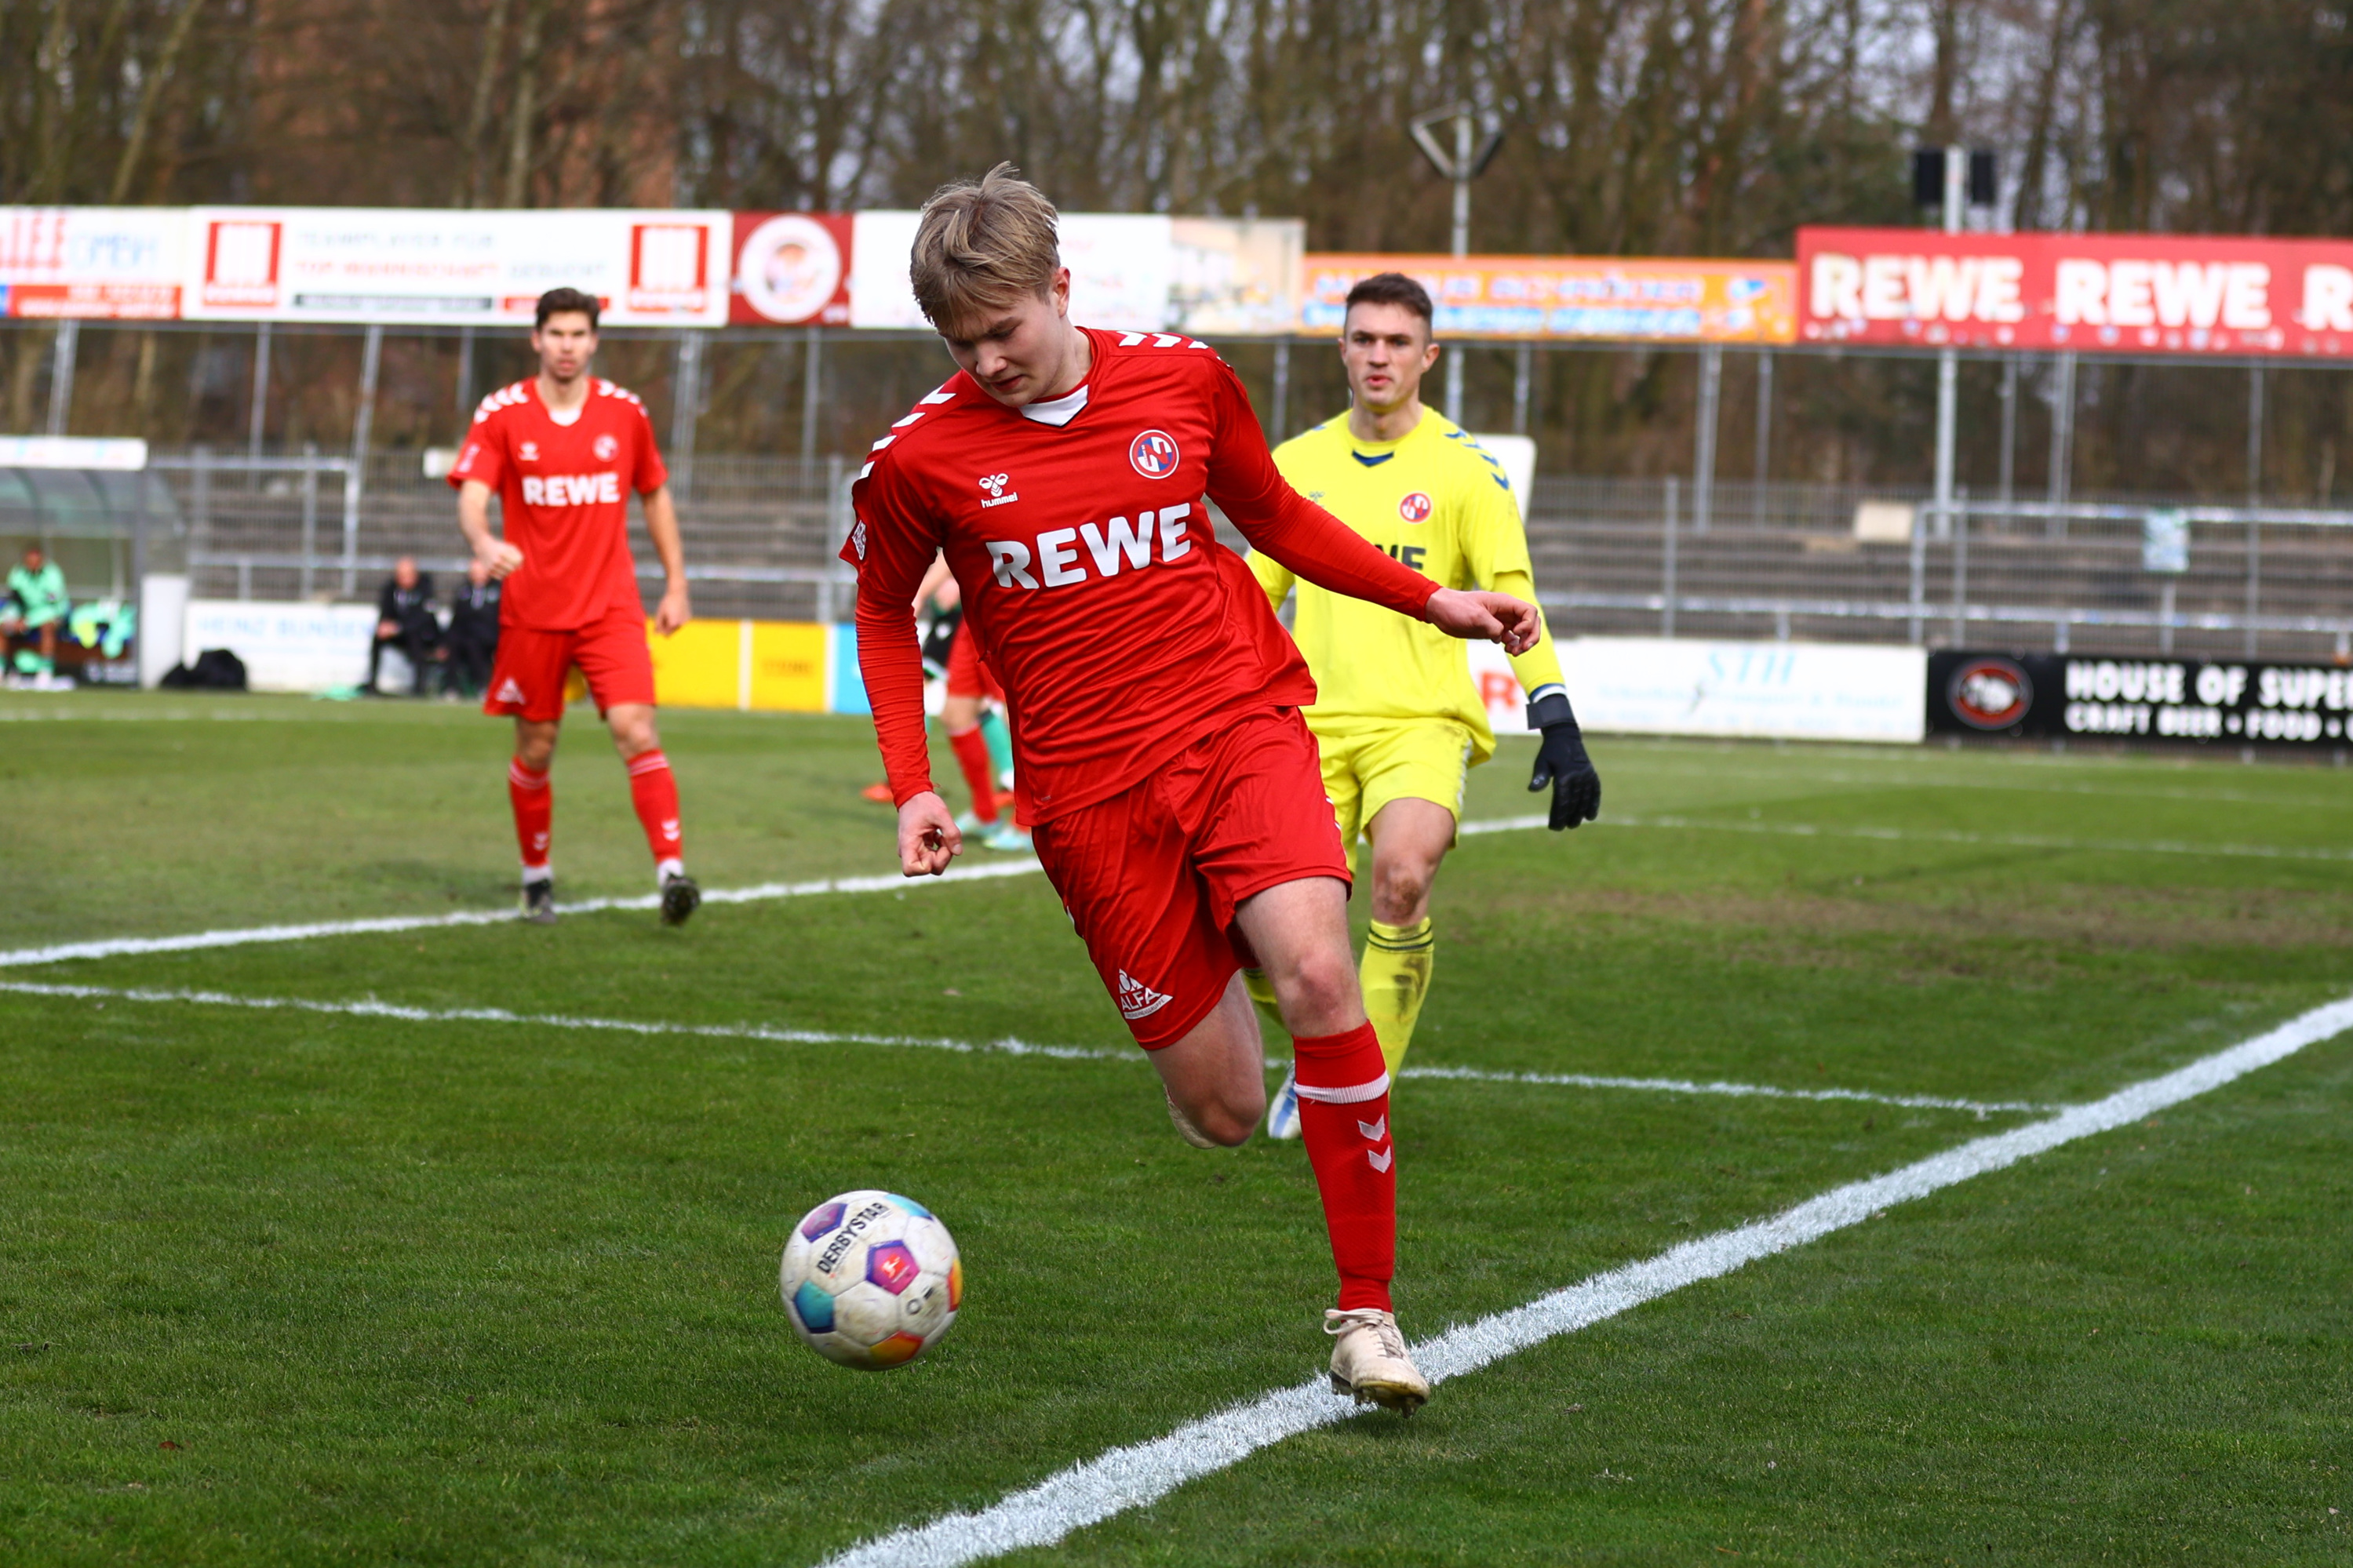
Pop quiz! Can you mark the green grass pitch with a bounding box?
[3,693,2351,1564]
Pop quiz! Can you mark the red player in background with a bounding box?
[844,166,1541,1412]
[450,286,701,928]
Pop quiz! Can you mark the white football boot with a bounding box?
[1326,1308,1430,1413]
[1265,1071,1304,1140]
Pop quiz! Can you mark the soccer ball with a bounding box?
[780,1190,962,1369]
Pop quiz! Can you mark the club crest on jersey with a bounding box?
[1128,429,1181,479]
[593,433,617,461]
[978,472,1020,508]
[519,441,540,463]
[1116,970,1173,1020]
[1398,491,1433,522]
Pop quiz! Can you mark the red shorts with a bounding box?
[944,623,1003,702]
[1032,706,1351,1049]
[483,597,655,723]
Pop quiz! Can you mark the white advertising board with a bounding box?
[0,206,184,319]
[1470,636,1926,743]
[184,599,379,692]
[850,211,1178,333]
[180,208,732,326]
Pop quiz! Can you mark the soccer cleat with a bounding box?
[952,807,998,836]
[1266,1071,1304,1140]
[1164,1089,1222,1150]
[522,879,558,925]
[660,871,701,927]
[982,820,1033,853]
[1325,1308,1430,1413]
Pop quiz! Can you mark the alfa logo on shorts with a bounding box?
[494,677,526,704]
[1116,970,1174,1020]
[1398,491,1433,522]
[1129,430,1181,479]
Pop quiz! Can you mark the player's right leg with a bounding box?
[484,622,574,922]
[1261,728,1367,1139]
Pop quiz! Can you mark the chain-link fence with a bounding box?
[121,448,2353,663]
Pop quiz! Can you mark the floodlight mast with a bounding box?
[1409,104,1503,423]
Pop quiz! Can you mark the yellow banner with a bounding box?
[645,618,832,714]
[1302,253,1797,344]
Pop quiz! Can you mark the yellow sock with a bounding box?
[1360,917,1435,1075]
[1241,967,1287,1036]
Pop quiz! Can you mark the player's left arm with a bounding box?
[1461,467,1598,830]
[1202,362,1537,653]
[641,483,691,635]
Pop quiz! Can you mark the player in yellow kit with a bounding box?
[1251,271,1602,1138]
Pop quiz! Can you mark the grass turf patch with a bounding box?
[3,697,2351,1563]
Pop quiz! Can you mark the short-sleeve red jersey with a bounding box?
[447,377,668,630]
[843,327,1439,826]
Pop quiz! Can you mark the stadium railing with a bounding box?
[146,449,2353,663]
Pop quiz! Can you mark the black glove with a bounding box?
[1525,688,1601,830]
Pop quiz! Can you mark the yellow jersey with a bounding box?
[1252,407,1564,762]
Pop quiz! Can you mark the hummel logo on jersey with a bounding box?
[987,504,1192,591]
[519,441,540,463]
[978,472,1020,508]
[1116,970,1173,1020]
[495,677,526,704]
[850,519,869,560]
[521,472,623,507]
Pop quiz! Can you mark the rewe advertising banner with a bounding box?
[180,208,734,327]
[0,207,184,319]
[1303,254,1798,343]
[1797,227,2353,357]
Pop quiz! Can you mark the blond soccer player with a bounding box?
[1254,271,1602,1138]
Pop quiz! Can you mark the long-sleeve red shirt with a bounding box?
[841,327,1439,826]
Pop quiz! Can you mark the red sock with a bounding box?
[625,749,684,866]
[1291,1021,1396,1312]
[947,726,999,823]
[508,758,552,875]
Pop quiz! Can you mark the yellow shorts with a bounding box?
[1314,717,1476,854]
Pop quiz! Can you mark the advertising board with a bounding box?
[730,213,851,325]
[851,210,1177,333]
[0,206,183,319]
[180,208,732,326]
[1797,227,2353,357]
[183,599,378,692]
[1469,636,1926,742]
[1302,254,1798,343]
[1930,649,2353,745]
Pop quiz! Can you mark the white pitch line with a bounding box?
[1395,1063,2054,1117]
[815,991,2353,1568]
[0,978,1120,1063]
[5,979,2038,1117]
[7,809,2339,971]
[0,858,1049,970]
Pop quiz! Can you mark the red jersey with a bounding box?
[447,377,668,630]
[843,327,1438,825]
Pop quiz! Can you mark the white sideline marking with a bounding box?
[814,992,2353,1568]
[1396,1063,2053,1117]
[3,980,2039,1117]
[0,859,1048,970]
[6,809,2340,972]
[1464,809,2353,864]
[0,980,1122,1063]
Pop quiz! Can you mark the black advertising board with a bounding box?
[1929,650,2353,746]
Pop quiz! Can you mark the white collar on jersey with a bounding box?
[1018,383,1090,427]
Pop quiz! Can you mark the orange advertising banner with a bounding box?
[1302,253,1798,343]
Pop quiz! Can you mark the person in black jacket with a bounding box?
[443,558,501,697]
[367,557,439,695]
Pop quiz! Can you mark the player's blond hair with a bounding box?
[909,162,1062,329]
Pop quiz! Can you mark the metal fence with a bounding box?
[135,448,2353,662]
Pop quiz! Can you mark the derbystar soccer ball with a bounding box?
[780,1190,962,1369]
